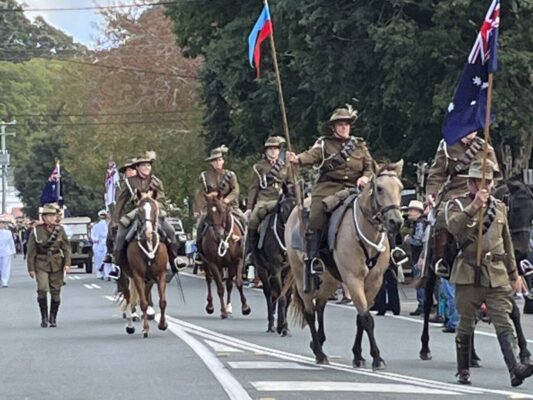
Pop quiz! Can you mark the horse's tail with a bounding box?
[288,284,307,329]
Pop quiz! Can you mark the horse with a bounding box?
[201,193,251,319]
[122,191,169,337]
[252,183,297,336]
[418,180,533,364]
[287,161,404,368]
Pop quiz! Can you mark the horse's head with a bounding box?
[364,160,404,234]
[279,183,297,222]
[503,181,533,260]
[137,190,159,242]
[204,192,229,238]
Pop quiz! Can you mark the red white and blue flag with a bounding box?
[248,3,273,77]
[442,0,500,145]
[104,160,119,207]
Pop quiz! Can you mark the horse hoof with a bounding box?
[206,305,214,315]
[372,358,386,371]
[158,322,168,331]
[143,331,148,338]
[520,356,531,365]
[316,356,329,365]
[419,351,432,361]
[122,313,127,319]
[132,313,140,322]
[125,326,135,335]
[221,313,228,320]
[147,308,156,321]
[353,358,366,368]
[266,327,275,333]
[280,329,291,337]
[242,306,251,316]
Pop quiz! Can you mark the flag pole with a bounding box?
[474,72,494,286]
[264,0,302,208]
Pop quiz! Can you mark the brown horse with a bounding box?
[201,193,251,319]
[287,161,404,368]
[123,192,169,337]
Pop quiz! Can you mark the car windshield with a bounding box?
[62,224,88,240]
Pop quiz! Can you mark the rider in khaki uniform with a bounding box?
[194,146,245,258]
[426,132,500,276]
[27,203,71,328]
[447,160,533,387]
[244,136,292,265]
[287,106,373,273]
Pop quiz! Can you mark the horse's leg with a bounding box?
[123,280,135,335]
[235,257,251,316]
[420,268,436,360]
[210,263,228,319]
[259,266,275,332]
[353,313,365,367]
[157,269,168,331]
[146,280,156,321]
[225,266,233,315]
[133,274,150,338]
[360,311,385,370]
[510,297,532,364]
[204,265,215,314]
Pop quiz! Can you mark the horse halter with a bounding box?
[369,171,402,225]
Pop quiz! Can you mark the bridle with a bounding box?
[136,196,160,261]
[368,171,403,226]
[206,199,235,257]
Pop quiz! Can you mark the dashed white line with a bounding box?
[83,284,94,290]
[91,284,101,289]
[229,361,321,370]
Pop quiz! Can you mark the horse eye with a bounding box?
[377,186,383,193]
[211,206,217,213]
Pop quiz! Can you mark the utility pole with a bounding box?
[0,120,16,215]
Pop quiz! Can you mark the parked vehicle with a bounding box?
[167,217,187,255]
[62,217,93,273]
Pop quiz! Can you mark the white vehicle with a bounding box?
[62,217,93,273]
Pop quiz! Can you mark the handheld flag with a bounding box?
[442,0,499,145]
[40,161,63,206]
[104,160,119,207]
[248,3,273,77]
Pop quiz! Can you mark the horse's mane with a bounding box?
[376,164,399,176]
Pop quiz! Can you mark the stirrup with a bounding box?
[435,259,450,278]
[310,257,325,274]
[175,258,188,272]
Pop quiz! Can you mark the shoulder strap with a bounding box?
[321,136,358,173]
[453,138,484,176]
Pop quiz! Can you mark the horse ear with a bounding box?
[508,180,522,194]
[371,161,379,176]
[136,188,142,199]
[150,189,158,199]
[391,159,404,176]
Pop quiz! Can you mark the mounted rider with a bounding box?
[426,131,501,277]
[112,151,180,276]
[287,105,374,273]
[194,146,246,260]
[244,136,292,266]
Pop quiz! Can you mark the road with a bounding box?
[1,256,532,400]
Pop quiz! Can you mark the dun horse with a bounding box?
[287,161,404,368]
[202,193,251,319]
[122,191,169,337]
[252,183,297,335]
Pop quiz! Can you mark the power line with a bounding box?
[0,1,180,12]
[31,118,201,127]
[9,110,194,118]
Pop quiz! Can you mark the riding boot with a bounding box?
[434,228,451,278]
[305,229,324,274]
[49,300,60,328]
[497,332,533,387]
[455,334,472,384]
[38,298,48,328]
[470,336,482,368]
[244,229,259,267]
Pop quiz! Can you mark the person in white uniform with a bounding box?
[0,221,16,287]
[91,210,109,279]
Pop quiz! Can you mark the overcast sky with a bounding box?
[21,0,105,48]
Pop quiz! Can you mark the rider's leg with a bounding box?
[195,214,207,265]
[306,196,326,274]
[113,224,128,266]
[159,217,183,274]
[245,207,260,267]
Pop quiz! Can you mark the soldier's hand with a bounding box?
[29,271,35,279]
[286,151,298,164]
[244,209,252,219]
[473,188,489,209]
[511,277,527,295]
[425,194,435,206]
[64,265,71,273]
[357,176,370,188]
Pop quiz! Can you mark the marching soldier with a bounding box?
[244,136,292,265]
[447,160,533,387]
[287,105,373,273]
[193,146,245,259]
[27,203,71,328]
[112,152,181,277]
[426,132,500,277]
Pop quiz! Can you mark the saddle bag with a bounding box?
[322,188,355,213]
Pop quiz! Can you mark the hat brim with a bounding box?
[327,117,355,126]
[408,206,424,212]
[206,155,224,162]
[132,158,153,165]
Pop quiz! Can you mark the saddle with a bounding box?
[258,212,275,250]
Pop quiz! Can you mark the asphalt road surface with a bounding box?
[1,256,532,400]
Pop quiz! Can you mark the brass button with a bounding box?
[344,175,348,180]
[346,157,350,161]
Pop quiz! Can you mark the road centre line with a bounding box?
[165,320,252,400]
[83,284,94,290]
[91,284,101,289]
[228,361,322,370]
[165,315,483,396]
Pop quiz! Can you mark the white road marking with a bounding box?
[91,284,101,289]
[83,284,94,290]
[73,276,82,280]
[166,315,533,399]
[104,296,115,302]
[165,320,252,400]
[205,340,243,353]
[229,362,321,370]
[251,381,461,395]
[67,276,75,280]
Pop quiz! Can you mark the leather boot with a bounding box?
[455,335,472,384]
[38,298,48,328]
[305,230,324,274]
[49,300,60,328]
[244,229,259,267]
[498,332,533,387]
[434,228,451,278]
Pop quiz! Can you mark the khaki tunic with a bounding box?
[194,165,240,213]
[447,194,517,336]
[27,224,72,301]
[297,136,373,230]
[247,159,292,230]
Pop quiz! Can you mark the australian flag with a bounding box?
[40,162,63,206]
[442,0,500,145]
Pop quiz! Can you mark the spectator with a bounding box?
[185,234,197,268]
[0,221,16,287]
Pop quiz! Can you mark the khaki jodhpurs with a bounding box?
[248,200,277,231]
[36,269,64,302]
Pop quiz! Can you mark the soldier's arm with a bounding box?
[297,139,324,167]
[446,199,478,237]
[59,227,72,267]
[152,177,168,210]
[247,170,259,211]
[27,231,37,274]
[112,181,132,224]
[224,172,239,205]
[426,143,448,196]
[501,207,519,281]
[359,141,374,178]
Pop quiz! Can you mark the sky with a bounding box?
[21,0,105,48]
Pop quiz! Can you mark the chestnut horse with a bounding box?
[201,193,251,319]
[287,161,404,368]
[123,192,169,337]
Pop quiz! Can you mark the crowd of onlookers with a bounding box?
[0,219,36,287]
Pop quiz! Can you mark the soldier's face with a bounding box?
[334,121,351,138]
[125,167,136,178]
[468,178,493,193]
[137,163,152,177]
[211,158,224,171]
[461,132,477,143]
[266,147,280,160]
[42,214,56,225]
